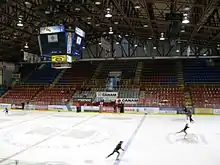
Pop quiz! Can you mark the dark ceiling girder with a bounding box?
[111,0,137,34]
[137,0,155,38]
[188,0,219,42]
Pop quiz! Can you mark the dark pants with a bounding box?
[107,150,120,159]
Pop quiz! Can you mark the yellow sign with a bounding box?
[195,108,213,114]
[51,55,67,63]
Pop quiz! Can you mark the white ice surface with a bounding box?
[0,111,219,165]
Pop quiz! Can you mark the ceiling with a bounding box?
[0,0,220,61]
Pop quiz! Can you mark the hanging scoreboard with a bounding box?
[38,25,85,62]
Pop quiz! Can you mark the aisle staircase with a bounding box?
[51,69,66,86]
[134,61,143,85]
[176,61,193,107]
[87,63,104,87]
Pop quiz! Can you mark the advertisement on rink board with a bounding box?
[35,104,48,110]
[213,109,220,114]
[101,106,115,113]
[124,107,145,113]
[116,98,139,104]
[159,107,177,114]
[194,108,213,114]
[24,104,35,110]
[144,107,160,114]
[48,105,68,111]
[81,106,99,112]
[0,103,11,109]
[11,104,23,110]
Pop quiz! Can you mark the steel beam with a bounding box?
[111,0,137,34]
[188,0,219,42]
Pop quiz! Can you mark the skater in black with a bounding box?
[176,123,190,138]
[183,106,194,123]
[106,141,124,160]
[3,108,8,115]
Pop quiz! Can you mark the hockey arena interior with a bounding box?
[1,0,220,165]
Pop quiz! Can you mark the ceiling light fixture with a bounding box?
[105,8,112,18]
[116,42,119,45]
[109,27,113,34]
[153,46,157,50]
[182,13,190,24]
[134,44,138,47]
[134,4,141,9]
[143,24,148,28]
[95,1,101,5]
[148,37,152,40]
[17,16,23,27]
[24,42,29,49]
[159,32,165,41]
[75,8,80,11]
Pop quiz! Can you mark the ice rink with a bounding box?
[0,111,219,165]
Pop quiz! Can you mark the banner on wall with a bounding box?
[194,108,213,114]
[96,92,118,98]
[213,109,220,114]
[116,98,139,104]
[76,98,92,102]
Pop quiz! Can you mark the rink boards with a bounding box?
[0,103,220,115]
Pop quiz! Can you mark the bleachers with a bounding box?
[19,64,39,81]
[184,60,220,84]
[25,64,60,84]
[34,87,75,105]
[0,88,5,96]
[118,88,139,98]
[57,62,98,88]
[141,60,178,84]
[190,86,220,108]
[0,85,42,103]
[141,87,184,107]
[96,60,137,79]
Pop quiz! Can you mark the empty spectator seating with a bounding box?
[25,64,60,84]
[141,60,178,84]
[19,63,40,81]
[73,90,95,99]
[141,87,184,107]
[118,88,139,98]
[0,88,5,96]
[184,59,220,84]
[34,87,75,105]
[96,60,137,79]
[190,86,220,108]
[0,85,42,103]
[57,62,98,88]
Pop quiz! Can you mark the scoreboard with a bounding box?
[38,25,85,65]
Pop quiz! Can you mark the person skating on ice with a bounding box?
[3,108,8,115]
[106,141,124,160]
[183,105,194,123]
[176,122,190,138]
